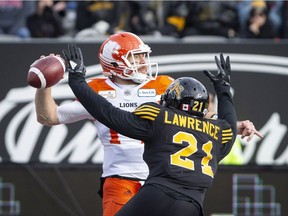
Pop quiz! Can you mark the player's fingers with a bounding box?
[68,44,74,58]
[241,124,254,139]
[226,56,231,74]
[241,128,263,142]
[240,130,252,141]
[72,44,78,58]
[62,50,69,65]
[254,130,264,139]
[203,70,214,80]
[215,55,221,69]
[77,47,83,60]
[241,127,251,139]
[220,53,225,68]
[246,130,254,142]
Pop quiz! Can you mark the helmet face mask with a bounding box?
[122,47,158,83]
[99,32,158,83]
[160,77,209,117]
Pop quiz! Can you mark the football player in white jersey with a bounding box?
[34,32,262,216]
[35,32,173,216]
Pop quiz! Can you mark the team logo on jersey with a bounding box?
[124,89,132,96]
[99,90,116,98]
[138,89,156,97]
[119,102,138,108]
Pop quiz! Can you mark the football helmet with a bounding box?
[98,32,158,83]
[160,77,209,117]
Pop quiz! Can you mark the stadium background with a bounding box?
[0,38,287,215]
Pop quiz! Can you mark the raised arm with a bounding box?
[35,87,60,125]
[64,44,150,141]
[204,53,237,141]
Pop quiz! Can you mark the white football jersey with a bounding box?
[58,75,173,179]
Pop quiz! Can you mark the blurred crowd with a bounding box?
[0,0,287,40]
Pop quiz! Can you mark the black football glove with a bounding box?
[62,44,86,76]
[203,53,231,86]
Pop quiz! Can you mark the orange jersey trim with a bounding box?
[142,75,174,94]
[87,77,113,93]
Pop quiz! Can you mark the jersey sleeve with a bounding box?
[133,102,161,121]
[57,78,108,124]
[218,119,235,160]
[214,84,238,160]
[57,100,94,124]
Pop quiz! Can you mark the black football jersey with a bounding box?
[132,102,235,206]
[69,73,237,209]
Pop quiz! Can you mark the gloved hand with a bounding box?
[203,53,231,86]
[62,44,86,76]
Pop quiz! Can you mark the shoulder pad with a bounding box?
[87,77,113,92]
[143,75,174,94]
[133,102,161,121]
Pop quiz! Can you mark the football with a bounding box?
[27,55,66,89]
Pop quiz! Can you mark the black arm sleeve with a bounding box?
[214,83,237,141]
[68,73,151,141]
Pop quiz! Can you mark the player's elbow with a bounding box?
[36,114,59,126]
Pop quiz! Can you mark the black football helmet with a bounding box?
[160,77,209,117]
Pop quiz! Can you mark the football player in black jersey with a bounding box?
[65,44,237,216]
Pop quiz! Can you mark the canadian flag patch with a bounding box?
[181,104,190,111]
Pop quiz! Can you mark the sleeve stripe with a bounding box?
[135,107,160,112]
[139,116,156,121]
[222,137,232,144]
[133,104,161,121]
[221,127,233,144]
[134,104,160,112]
[134,111,158,117]
[222,129,232,133]
[222,132,233,137]
[134,109,159,115]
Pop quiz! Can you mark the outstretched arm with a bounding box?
[204,54,263,142]
[206,113,263,141]
[237,120,263,141]
[204,53,237,139]
[64,44,151,141]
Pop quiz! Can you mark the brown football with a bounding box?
[27,55,65,89]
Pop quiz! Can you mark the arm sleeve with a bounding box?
[68,73,151,141]
[57,100,94,124]
[214,83,237,142]
[213,83,237,160]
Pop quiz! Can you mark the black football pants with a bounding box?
[115,184,202,216]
